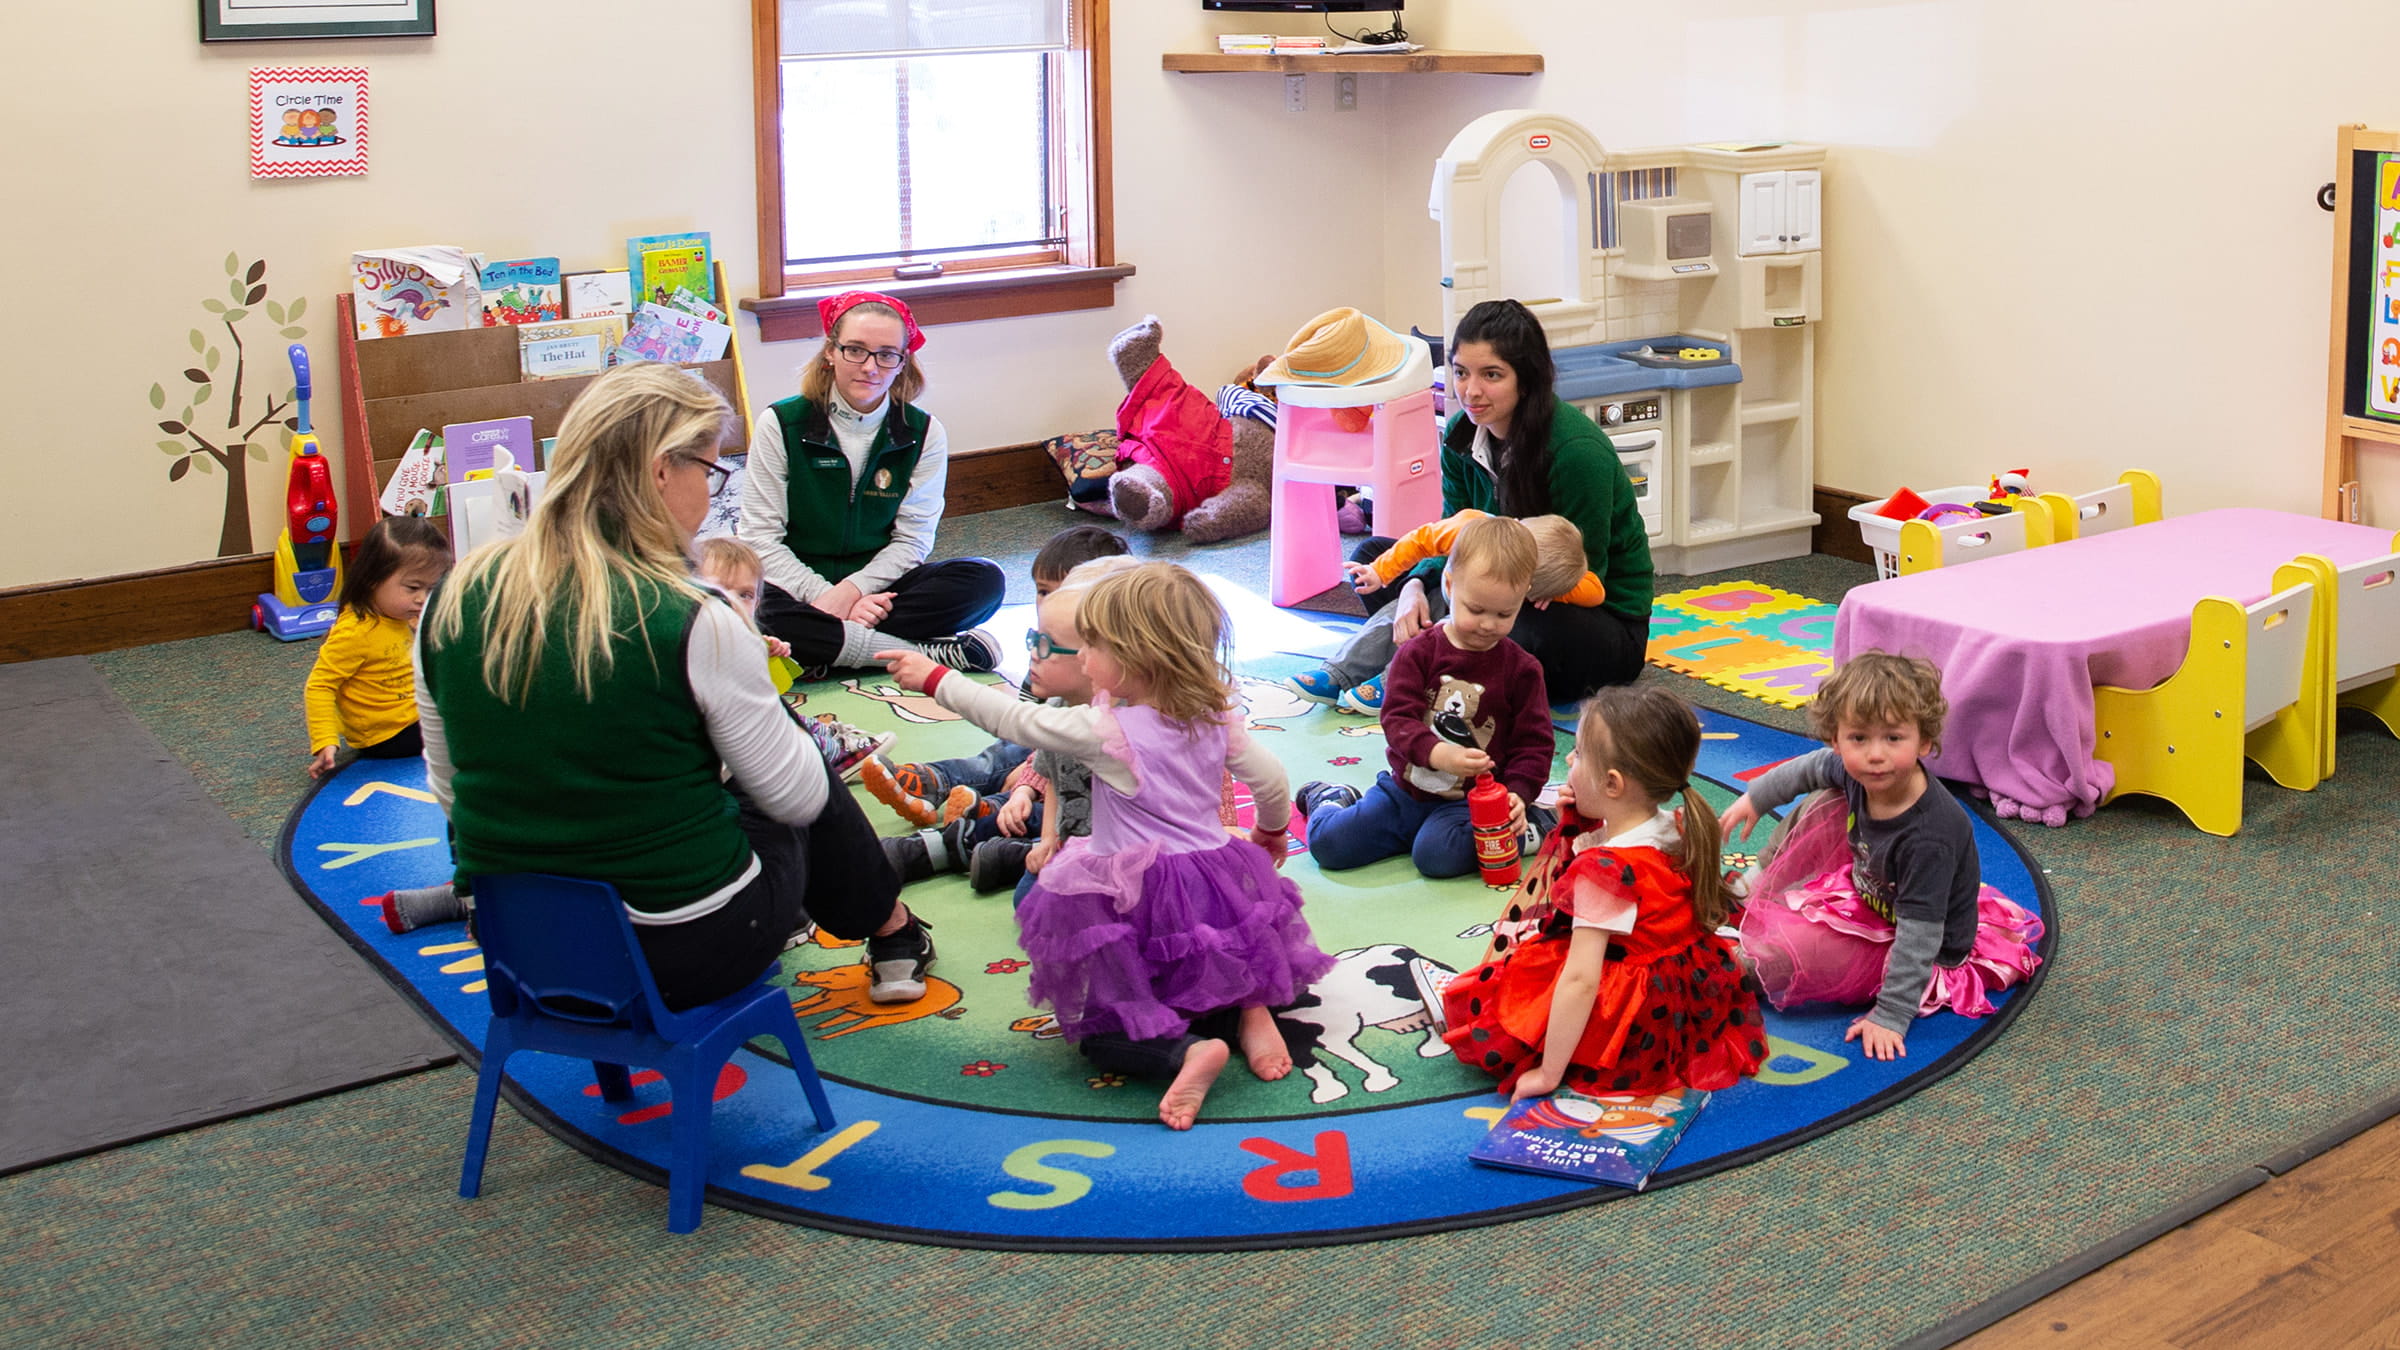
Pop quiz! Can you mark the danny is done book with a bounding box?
[1467,1089,1709,1190]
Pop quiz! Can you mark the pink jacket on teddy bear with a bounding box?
[1115,354,1233,527]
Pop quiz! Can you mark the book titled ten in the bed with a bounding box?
[1467,1088,1709,1190]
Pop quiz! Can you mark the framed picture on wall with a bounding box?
[201,0,434,43]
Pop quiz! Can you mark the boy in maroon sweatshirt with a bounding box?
[1299,515,1556,877]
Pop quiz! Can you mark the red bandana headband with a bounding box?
[817,289,925,352]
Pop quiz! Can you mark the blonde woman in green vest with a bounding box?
[417,363,937,1009]
[739,290,1007,677]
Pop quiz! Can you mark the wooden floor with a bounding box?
[1959,1109,2400,1348]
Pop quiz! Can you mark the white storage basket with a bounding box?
[1849,485,1984,580]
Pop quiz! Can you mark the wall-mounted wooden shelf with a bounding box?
[1161,50,1541,75]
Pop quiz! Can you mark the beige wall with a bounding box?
[1375,0,2400,525]
[0,1,1385,589]
[7,1,2396,590]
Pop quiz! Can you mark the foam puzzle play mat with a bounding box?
[1645,581,1837,710]
[284,663,2049,1251]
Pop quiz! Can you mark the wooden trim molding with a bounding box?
[744,265,1135,342]
[1,554,273,663]
[1812,485,1877,564]
[947,441,1072,517]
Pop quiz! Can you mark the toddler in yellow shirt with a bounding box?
[305,517,453,777]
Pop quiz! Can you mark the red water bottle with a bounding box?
[1468,773,1520,886]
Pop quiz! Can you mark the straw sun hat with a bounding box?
[1256,307,1413,388]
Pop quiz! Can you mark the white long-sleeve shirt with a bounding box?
[415,598,829,922]
[736,391,951,602]
[930,672,1292,833]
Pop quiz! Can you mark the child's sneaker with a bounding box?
[881,833,938,884]
[937,785,991,826]
[807,715,897,782]
[1335,676,1385,715]
[1408,956,1456,1033]
[1281,668,1347,706]
[967,838,1034,893]
[918,628,1004,674]
[861,755,945,828]
[1295,780,1362,820]
[864,915,937,1003]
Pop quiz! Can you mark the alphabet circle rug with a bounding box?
[280,679,2050,1251]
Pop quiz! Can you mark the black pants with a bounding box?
[1347,536,1648,702]
[356,722,424,759]
[636,772,899,1012]
[1078,1007,1251,1081]
[756,557,1007,669]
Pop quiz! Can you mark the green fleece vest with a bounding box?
[420,575,750,914]
[771,394,928,584]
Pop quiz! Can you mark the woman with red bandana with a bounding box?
[738,291,1007,675]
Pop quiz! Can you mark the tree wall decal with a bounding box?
[148,252,309,558]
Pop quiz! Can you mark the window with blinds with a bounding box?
[776,0,1075,276]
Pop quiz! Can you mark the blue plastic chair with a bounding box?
[457,872,835,1233]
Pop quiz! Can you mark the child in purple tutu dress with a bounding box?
[879,561,1335,1129]
[1721,651,2044,1061]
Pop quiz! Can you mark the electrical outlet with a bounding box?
[1284,73,1305,113]
[1336,74,1357,111]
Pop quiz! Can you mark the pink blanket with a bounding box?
[1833,508,2394,824]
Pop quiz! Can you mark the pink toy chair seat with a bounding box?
[1269,338,1442,606]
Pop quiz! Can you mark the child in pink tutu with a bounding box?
[1721,651,2044,1061]
[880,562,1334,1129]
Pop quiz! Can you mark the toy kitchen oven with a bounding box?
[1578,393,1667,543]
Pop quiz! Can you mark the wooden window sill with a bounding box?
[744,264,1136,343]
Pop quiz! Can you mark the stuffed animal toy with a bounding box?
[1104,317,1278,544]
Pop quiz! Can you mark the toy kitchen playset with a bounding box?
[1431,112,1823,574]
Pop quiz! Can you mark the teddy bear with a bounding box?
[1405,676,1494,797]
[1101,316,1278,544]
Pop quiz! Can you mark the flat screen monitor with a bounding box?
[1202,2,1400,12]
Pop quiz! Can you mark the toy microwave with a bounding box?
[1615,199,1716,280]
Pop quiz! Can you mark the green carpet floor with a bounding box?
[9,508,2397,1349]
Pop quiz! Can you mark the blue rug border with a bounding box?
[274,713,2053,1252]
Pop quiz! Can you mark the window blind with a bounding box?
[780,0,1065,59]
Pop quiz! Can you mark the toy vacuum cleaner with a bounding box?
[252,342,343,640]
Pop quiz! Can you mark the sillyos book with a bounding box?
[1468,1088,1709,1190]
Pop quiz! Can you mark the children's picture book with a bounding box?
[352,246,481,340]
[695,452,747,541]
[478,257,563,326]
[377,428,442,516]
[639,246,711,309]
[515,316,627,378]
[664,286,727,323]
[563,269,634,320]
[1468,1088,1710,1190]
[618,302,732,366]
[626,231,711,308]
[440,416,536,479]
[522,334,609,381]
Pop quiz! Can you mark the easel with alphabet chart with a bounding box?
[2323,124,2400,526]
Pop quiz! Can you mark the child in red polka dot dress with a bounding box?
[1442,685,1766,1101]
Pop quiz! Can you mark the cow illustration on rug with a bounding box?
[1004,944,1457,1104]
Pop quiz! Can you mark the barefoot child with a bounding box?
[862,523,1129,825]
[880,562,1335,1129]
[881,554,1138,893]
[1297,514,1556,878]
[1720,652,2044,1061]
[696,536,892,780]
[1444,685,1765,1100]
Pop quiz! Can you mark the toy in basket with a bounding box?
[1847,473,2030,580]
[252,343,344,640]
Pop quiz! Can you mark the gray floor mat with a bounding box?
[0,657,452,1175]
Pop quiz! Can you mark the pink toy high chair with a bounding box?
[1268,336,1441,607]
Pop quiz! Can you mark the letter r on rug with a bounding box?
[1239,1131,1354,1202]
[987,1140,1116,1211]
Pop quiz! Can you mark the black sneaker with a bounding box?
[918,628,1003,674]
[865,915,936,1003]
[967,838,1034,893]
[1295,780,1361,820]
[880,833,937,884]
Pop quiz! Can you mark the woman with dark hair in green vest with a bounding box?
[739,290,1007,677]
[417,363,936,1010]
